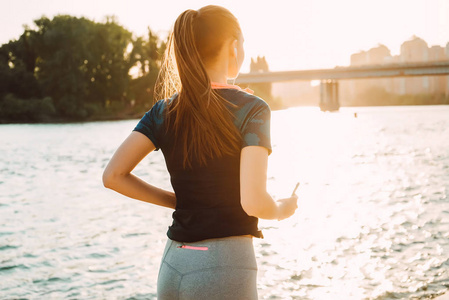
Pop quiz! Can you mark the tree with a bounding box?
[129,28,167,110]
[0,15,171,122]
[32,15,134,118]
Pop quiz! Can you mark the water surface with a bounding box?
[1,105,448,299]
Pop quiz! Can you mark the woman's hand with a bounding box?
[276,195,299,221]
[240,146,300,220]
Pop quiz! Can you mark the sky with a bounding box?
[2,0,449,73]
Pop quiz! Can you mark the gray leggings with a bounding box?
[157,235,258,300]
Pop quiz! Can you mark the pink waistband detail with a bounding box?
[178,245,209,251]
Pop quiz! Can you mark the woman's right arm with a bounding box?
[102,131,176,209]
[240,146,298,220]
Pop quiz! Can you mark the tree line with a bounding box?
[0,15,285,124]
[0,15,165,123]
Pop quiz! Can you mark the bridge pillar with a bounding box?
[319,80,340,111]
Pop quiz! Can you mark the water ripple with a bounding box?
[0,106,448,299]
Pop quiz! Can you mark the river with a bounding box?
[1,105,448,299]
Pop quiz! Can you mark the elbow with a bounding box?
[102,169,117,189]
[241,190,278,220]
[241,193,264,218]
[102,171,112,189]
[241,203,260,218]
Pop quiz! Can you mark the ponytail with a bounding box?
[154,6,243,170]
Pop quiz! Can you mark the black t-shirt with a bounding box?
[133,88,272,242]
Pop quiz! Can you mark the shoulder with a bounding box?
[236,91,271,118]
[243,91,269,106]
[219,89,271,113]
[146,95,174,116]
[149,92,178,111]
[151,98,167,111]
[251,96,271,113]
[139,98,168,128]
[144,99,165,124]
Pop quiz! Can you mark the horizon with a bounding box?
[2,0,448,73]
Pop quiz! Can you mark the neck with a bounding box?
[207,70,227,84]
[205,57,229,84]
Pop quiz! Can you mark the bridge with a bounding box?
[235,61,449,111]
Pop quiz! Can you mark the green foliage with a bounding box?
[0,15,166,123]
[0,35,41,100]
[31,15,134,117]
[0,94,55,122]
[128,28,167,110]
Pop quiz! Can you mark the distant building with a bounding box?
[367,44,391,64]
[428,45,447,94]
[350,51,367,66]
[266,36,449,107]
[446,42,449,96]
[341,44,392,104]
[399,35,429,94]
[400,35,429,62]
[249,56,272,98]
[341,35,449,105]
[248,56,284,109]
[250,56,269,73]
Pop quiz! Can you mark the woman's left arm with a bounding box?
[102,131,176,209]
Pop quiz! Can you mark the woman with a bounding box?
[103,5,298,299]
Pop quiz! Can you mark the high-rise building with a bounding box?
[341,35,449,105]
[399,35,429,94]
[446,42,449,96]
[342,44,392,104]
[350,51,367,66]
[428,45,447,94]
[400,35,429,62]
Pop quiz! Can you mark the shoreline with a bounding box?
[1,103,448,125]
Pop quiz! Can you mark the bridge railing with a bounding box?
[235,61,449,83]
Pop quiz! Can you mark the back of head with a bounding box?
[155,5,243,170]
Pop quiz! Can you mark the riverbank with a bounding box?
[1,103,449,125]
[0,110,145,125]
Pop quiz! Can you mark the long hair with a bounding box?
[154,5,243,170]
